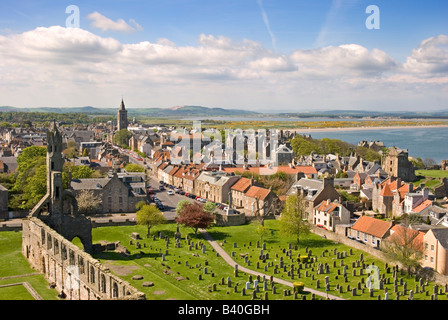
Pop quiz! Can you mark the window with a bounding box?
[425,255,428,261]
[431,245,434,251]
[430,257,434,263]
[356,231,360,240]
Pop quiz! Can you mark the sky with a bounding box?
[0,0,447,112]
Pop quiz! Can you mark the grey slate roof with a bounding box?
[431,228,448,250]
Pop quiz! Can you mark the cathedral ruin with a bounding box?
[21,121,145,300]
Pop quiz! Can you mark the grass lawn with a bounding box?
[2,219,448,300]
[88,223,298,300]
[207,220,448,301]
[416,170,448,179]
[414,170,448,193]
[0,231,59,300]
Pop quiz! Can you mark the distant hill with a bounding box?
[1,105,447,119]
[0,105,260,117]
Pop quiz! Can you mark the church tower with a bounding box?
[117,99,128,132]
[46,120,64,216]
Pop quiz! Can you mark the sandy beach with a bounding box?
[289,124,448,133]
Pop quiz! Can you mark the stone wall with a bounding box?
[22,217,145,300]
[214,212,246,226]
[314,225,448,286]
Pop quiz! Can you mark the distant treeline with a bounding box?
[0,111,114,126]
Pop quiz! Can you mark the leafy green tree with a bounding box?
[125,163,145,172]
[135,201,147,211]
[290,135,321,156]
[176,199,191,216]
[13,146,47,209]
[203,201,218,215]
[136,204,166,238]
[114,129,132,146]
[279,193,310,244]
[255,224,271,241]
[71,165,95,179]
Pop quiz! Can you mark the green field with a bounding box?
[2,220,448,300]
[0,231,59,300]
[414,170,448,192]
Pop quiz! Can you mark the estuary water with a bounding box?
[182,116,448,162]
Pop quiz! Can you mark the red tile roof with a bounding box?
[231,177,252,193]
[245,186,271,201]
[222,165,317,176]
[352,216,392,238]
[315,200,339,213]
[389,225,425,250]
[413,200,432,213]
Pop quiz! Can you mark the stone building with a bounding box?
[195,171,240,204]
[70,171,147,214]
[381,146,415,182]
[313,199,350,231]
[117,99,128,132]
[422,228,448,275]
[288,177,341,223]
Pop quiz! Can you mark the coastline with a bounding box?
[289,124,448,133]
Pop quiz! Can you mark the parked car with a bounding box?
[167,190,174,195]
[159,185,165,190]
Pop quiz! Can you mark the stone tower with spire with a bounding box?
[29,121,93,253]
[117,99,128,132]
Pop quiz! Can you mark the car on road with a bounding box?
[167,190,174,195]
[159,185,165,190]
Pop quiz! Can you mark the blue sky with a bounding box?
[0,0,447,111]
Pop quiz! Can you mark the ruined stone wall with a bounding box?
[22,217,145,300]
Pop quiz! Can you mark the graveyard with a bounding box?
[2,219,448,300]
[86,219,448,301]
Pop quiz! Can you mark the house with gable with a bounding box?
[348,215,393,248]
[243,185,279,217]
[288,177,340,223]
[422,228,448,275]
[313,199,350,231]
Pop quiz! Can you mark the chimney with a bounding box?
[327,199,331,205]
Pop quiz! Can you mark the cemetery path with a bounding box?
[199,229,345,300]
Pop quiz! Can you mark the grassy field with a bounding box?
[414,170,448,192]
[2,220,448,300]
[0,231,59,300]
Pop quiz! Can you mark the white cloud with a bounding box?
[87,12,143,33]
[403,34,448,75]
[0,26,445,111]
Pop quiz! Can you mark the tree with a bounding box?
[423,158,437,168]
[135,200,147,211]
[255,224,271,241]
[13,146,47,209]
[381,215,424,276]
[136,204,166,238]
[125,163,145,172]
[175,202,214,238]
[279,193,310,244]
[114,129,132,146]
[203,201,218,215]
[176,199,191,216]
[76,190,101,215]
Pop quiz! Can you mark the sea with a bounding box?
[182,116,448,163]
